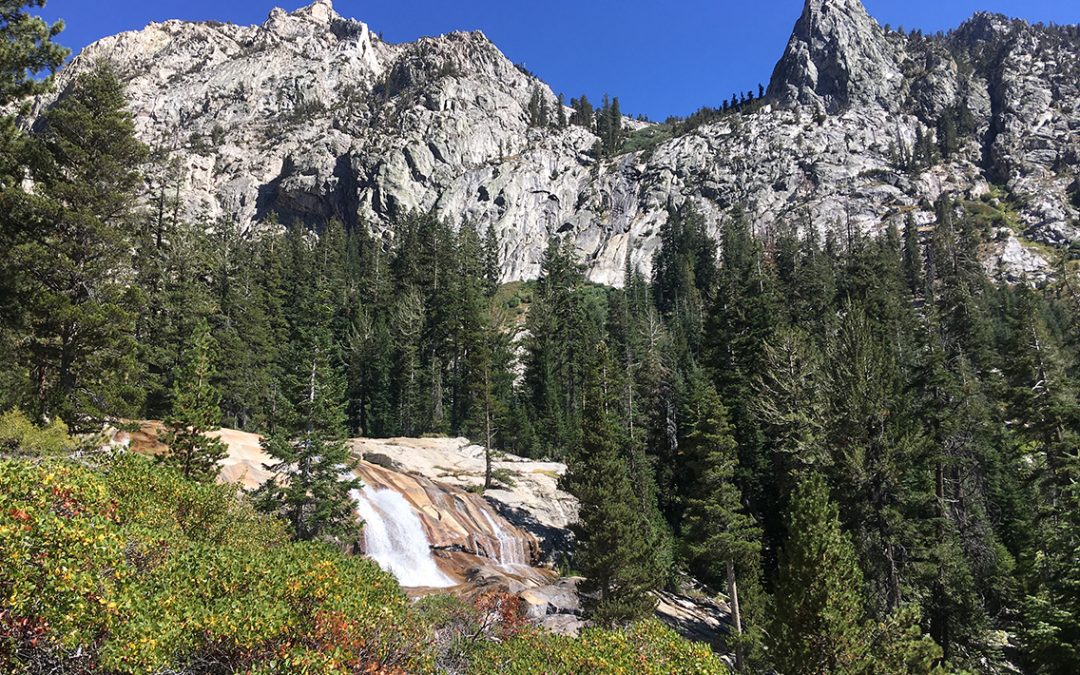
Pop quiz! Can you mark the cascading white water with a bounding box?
[352,486,456,588]
[479,506,529,567]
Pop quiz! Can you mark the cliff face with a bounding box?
[45,0,1079,283]
[769,0,905,113]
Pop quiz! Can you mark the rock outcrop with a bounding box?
[110,423,547,586]
[355,436,577,561]
[40,0,1078,284]
[111,423,735,651]
[769,0,904,113]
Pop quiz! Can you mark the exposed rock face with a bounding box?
[355,461,541,573]
[42,0,1079,283]
[355,436,577,562]
[111,423,546,586]
[769,0,904,113]
[953,13,1080,248]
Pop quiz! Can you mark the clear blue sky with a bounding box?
[37,0,1080,120]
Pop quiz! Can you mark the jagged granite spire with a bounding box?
[768,0,903,113]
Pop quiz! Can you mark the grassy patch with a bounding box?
[962,186,1022,232]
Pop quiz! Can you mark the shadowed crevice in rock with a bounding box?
[654,591,734,654]
[486,498,573,567]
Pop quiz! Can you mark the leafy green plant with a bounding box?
[0,409,75,457]
[470,619,726,674]
[0,456,426,673]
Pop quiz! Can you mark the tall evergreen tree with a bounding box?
[902,214,925,298]
[159,318,228,482]
[523,237,595,458]
[8,66,147,428]
[771,475,868,674]
[256,327,361,543]
[754,328,826,494]
[680,371,763,670]
[823,303,928,614]
[0,0,68,411]
[0,0,66,181]
[564,343,662,626]
[1002,284,1080,673]
[704,209,779,533]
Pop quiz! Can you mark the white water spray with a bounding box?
[353,486,456,588]
[479,506,529,567]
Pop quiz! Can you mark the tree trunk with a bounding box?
[727,559,744,671]
[484,408,494,490]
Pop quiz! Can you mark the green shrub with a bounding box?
[470,618,726,674]
[618,124,674,157]
[0,409,75,457]
[0,456,428,673]
[0,460,127,666]
[1,455,723,673]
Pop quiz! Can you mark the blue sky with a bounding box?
[37,0,1080,120]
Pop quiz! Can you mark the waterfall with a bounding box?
[352,486,456,588]
[479,506,529,568]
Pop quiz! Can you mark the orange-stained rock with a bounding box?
[356,462,539,567]
[111,423,541,574]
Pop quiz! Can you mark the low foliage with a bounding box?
[1,453,726,673]
[470,618,726,674]
[0,408,75,457]
[0,455,423,673]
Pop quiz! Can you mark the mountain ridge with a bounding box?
[37,0,1080,284]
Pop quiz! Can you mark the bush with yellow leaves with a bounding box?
[0,455,425,673]
[1,449,727,674]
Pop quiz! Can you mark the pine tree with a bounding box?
[754,328,826,492]
[680,371,762,670]
[823,303,925,614]
[771,475,868,674]
[527,88,542,127]
[704,208,779,536]
[1022,475,1080,674]
[256,327,361,543]
[937,110,959,159]
[564,343,662,626]
[523,237,595,458]
[902,213,925,298]
[652,204,716,352]
[135,200,218,418]
[159,318,228,482]
[0,1,68,410]
[0,0,67,182]
[8,65,147,428]
[215,229,288,432]
[481,223,501,296]
[570,94,594,130]
[915,268,1014,661]
[1002,284,1080,673]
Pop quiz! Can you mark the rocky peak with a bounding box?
[952,11,1021,46]
[38,0,1077,285]
[769,0,904,113]
[266,0,338,28]
[297,0,337,22]
[262,0,364,44]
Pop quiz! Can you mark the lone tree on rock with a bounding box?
[256,327,361,543]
